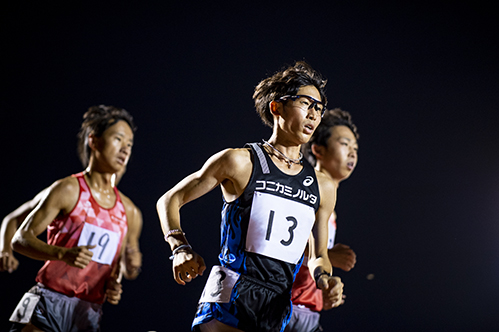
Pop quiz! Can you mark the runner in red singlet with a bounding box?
[285,108,359,332]
[7,105,142,332]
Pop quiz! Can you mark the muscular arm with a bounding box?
[156,148,251,285]
[0,189,49,272]
[11,177,95,268]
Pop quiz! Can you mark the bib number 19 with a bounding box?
[77,223,120,265]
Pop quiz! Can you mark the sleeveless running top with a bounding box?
[218,143,321,294]
[36,173,128,303]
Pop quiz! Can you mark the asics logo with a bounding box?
[303,176,314,187]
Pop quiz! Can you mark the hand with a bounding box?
[61,245,96,269]
[329,243,356,271]
[105,275,123,305]
[172,248,206,285]
[0,251,19,273]
[124,244,142,279]
[317,275,344,310]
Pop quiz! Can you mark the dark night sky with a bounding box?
[1,2,498,331]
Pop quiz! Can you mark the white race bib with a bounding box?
[9,292,40,324]
[246,191,315,264]
[199,266,240,303]
[77,222,120,265]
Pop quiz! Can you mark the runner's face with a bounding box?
[94,120,134,173]
[279,85,323,144]
[319,125,358,181]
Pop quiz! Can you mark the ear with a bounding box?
[88,134,98,151]
[311,144,326,161]
[269,101,282,116]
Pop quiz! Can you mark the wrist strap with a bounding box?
[314,271,331,287]
[169,244,192,260]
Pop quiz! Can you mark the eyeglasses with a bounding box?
[277,95,326,117]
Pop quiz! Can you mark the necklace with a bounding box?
[262,140,302,169]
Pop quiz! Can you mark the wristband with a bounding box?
[169,244,192,260]
[164,229,185,242]
[314,271,331,287]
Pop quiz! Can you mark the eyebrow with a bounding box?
[338,136,358,145]
[115,131,134,143]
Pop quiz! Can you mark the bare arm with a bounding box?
[156,148,251,285]
[11,177,96,268]
[308,171,344,308]
[0,189,49,272]
[329,243,356,272]
[122,197,143,280]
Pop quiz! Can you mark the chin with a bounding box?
[342,172,353,180]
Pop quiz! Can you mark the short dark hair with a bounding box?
[303,108,359,165]
[77,105,136,167]
[253,61,327,128]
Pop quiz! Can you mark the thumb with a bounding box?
[85,244,97,250]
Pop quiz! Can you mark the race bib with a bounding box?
[77,222,120,265]
[9,292,40,324]
[246,191,315,264]
[327,215,337,250]
[199,266,240,303]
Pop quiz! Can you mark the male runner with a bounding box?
[285,108,359,332]
[157,62,344,332]
[9,105,142,332]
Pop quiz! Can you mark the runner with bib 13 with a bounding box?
[157,61,343,332]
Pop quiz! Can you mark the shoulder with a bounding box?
[314,169,337,195]
[34,175,80,213]
[117,191,136,210]
[46,176,80,200]
[212,147,251,165]
[202,147,252,176]
[117,191,141,219]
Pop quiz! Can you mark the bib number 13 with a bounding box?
[246,191,315,264]
[266,210,297,246]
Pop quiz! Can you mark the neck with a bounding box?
[316,163,341,187]
[84,166,114,190]
[265,134,302,160]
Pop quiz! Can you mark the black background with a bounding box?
[1,1,498,331]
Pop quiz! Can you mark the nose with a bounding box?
[121,142,132,155]
[307,105,319,121]
[348,146,357,158]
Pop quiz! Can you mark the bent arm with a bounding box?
[1,188,49,272]
[156,149,247,285]
[308,172,336,283]
[11,178,94,268]
[157,149,240,250]
[122,200,143,280]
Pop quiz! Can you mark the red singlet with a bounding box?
[36,173,128,303]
